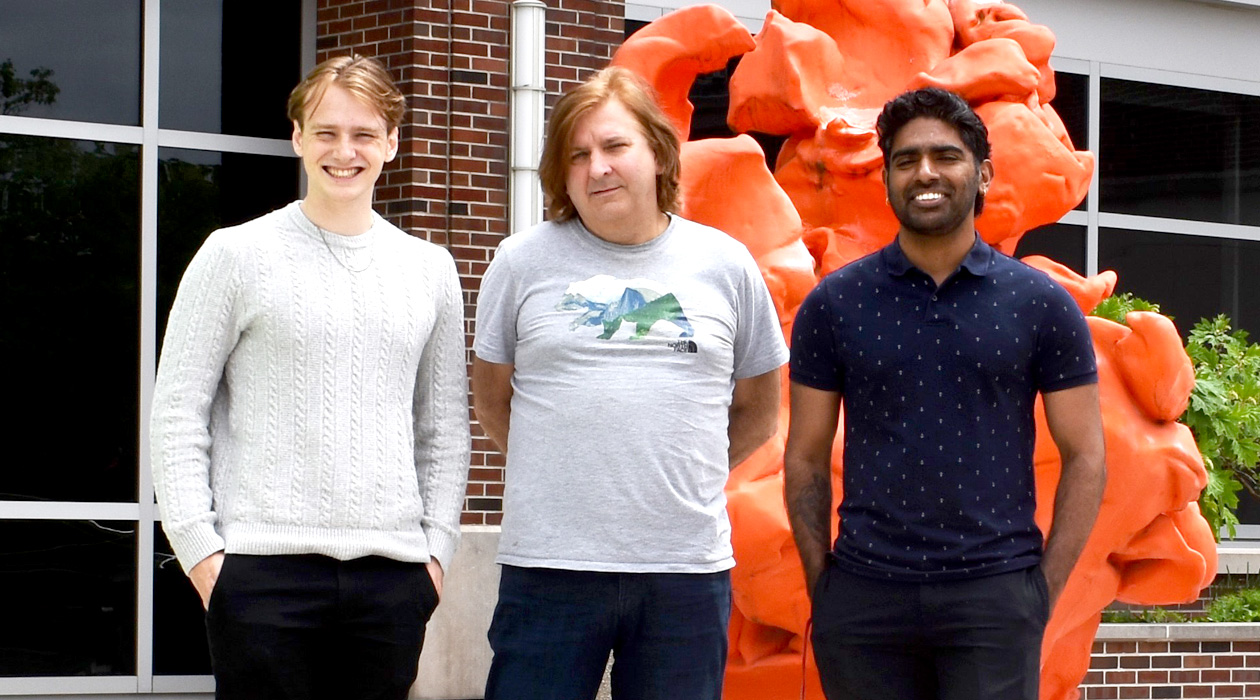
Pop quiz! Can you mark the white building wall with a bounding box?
[626,0,1260,83]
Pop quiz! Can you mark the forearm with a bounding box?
[1041,451,1106,606]
[471,358,514,455]
[476,406,510,455]
[728,403,777,467]
[784,457,833,597]
[728,370,782,468]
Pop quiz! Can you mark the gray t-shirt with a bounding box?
[474,215,789,573]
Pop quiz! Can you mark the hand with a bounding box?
[1041,560,1068,613]
[425,558,444,601]
[189,551,225,610]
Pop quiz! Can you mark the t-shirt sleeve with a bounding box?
[789,280,844,393]
[472,242,520,365]
[732,253,790,379]
[1034,278,1098,393]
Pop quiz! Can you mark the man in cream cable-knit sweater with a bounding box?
[151,55,470,700]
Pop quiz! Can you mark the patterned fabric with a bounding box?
[790,235,1097,581]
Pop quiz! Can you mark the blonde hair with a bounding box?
[539,67,681,221]
[287,55,406,130]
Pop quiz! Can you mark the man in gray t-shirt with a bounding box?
[472,67,788,700]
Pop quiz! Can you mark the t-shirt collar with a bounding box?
[882,232,994,279]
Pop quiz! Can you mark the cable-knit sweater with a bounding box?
[151,202,470,573]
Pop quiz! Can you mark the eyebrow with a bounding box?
[890,144,967,160]
[306,121,386,134]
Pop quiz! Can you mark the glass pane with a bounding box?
[0,136,140,502]
[160,0,303,138]
[1050,72,1088,212]
[0,520,137,676]
[0,0,141,125]
[1100,79,1260,226]
[1014,223,1086,276]
[1098,228,1260,340]
[153,526,212,676]
[157,148,300,341]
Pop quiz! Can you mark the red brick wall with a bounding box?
[1082,637,1260,699]
[318,0,624,524]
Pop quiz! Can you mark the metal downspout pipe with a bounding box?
[509,0,547,234]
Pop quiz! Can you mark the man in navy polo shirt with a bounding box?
[784,87,1106,700]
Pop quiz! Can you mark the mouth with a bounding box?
[325,166,364,180]
[590,185,621,197]
[912,191,946,203]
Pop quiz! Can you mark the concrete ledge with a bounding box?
[1216,546,1260,575]
[1096,622,1260,641]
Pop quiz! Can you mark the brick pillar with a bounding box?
[318,0,624,524]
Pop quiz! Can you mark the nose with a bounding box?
[913,157,939,182]
[334,133,355,159]
[588,149,612,176]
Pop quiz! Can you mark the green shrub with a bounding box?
[1182,316,1260,540]
[1101,607,1188,623]
[1203,588,1260,622]
[1089,297,1260,540]
[1091,292,1163,325]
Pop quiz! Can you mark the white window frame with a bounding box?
[0,0,314,695]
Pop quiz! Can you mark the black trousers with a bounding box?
[205,554,439,700]
[810,561,1049,700]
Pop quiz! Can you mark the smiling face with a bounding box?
[564,97,665,244]
[883,117,993,241]
[292,82,398,227]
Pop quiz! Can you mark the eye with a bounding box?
[570,151,589,163]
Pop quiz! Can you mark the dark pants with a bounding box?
[485,566,732,700]
[811,561,1049,700]
[205,554,439,700]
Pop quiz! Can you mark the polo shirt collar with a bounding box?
[882,233,995,278]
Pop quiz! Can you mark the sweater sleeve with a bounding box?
[413,252,472,568]
[150,231,245,573]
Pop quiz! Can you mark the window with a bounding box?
[0,1,307,693]
[1,136,141,503]
[1099,229,1259,338]
[1101,79,1260,226]
[1,0,142,125]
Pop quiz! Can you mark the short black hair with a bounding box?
[877,88,991,215]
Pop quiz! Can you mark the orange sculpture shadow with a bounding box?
[613,3,1216,699]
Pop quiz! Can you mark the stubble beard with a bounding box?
[891,180,980,239]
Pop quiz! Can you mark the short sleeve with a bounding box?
[731,253,790,379]
[1033,278,1098,393]
[472,242,520,364]
[790,280,844,393]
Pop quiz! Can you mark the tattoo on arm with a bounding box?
[786,469,833,595]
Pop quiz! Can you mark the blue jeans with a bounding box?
[484,566,732,700]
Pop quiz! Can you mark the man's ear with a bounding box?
[291,120,304,157]
[979,159,994,191]
[386,127,399,163]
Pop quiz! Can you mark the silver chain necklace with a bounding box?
[317,223,375,273]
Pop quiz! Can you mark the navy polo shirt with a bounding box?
[790,235,1097,581]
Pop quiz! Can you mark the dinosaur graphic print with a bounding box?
[556,274,695,341]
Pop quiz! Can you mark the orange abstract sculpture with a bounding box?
[612,3,1216,699]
